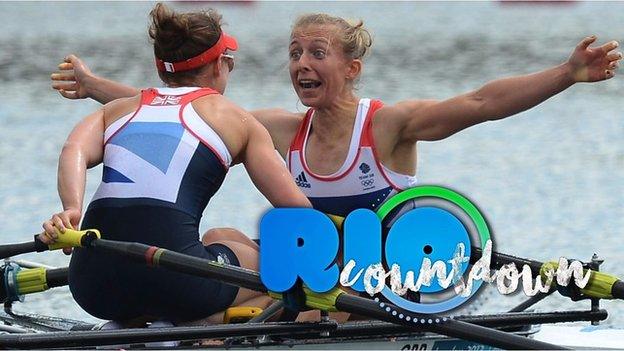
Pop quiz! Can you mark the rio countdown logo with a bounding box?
[260,185,491,314]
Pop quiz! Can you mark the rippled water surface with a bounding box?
[0,1,622,326]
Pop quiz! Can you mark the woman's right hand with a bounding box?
[40,208,82,254]
[51,54,95,100]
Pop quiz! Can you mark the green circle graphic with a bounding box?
[376,185,491,249]
[375,185,492,313]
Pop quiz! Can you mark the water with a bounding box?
[0,1,622,326]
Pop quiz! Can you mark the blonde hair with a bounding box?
[291,13,372,60]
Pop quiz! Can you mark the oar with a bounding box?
[1,263,69,304]
[0,321,337,349]
[0,231,93,303]
[471,247,624,300]
[329,212,624,301]
[0,309,608,349]
[0,237,49,259]
[0,229,95,260]
[2,229,622,301]
[25,229,563,350]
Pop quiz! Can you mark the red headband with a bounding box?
[155,32,238,73]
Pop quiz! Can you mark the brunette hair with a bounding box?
[149,3,223,85]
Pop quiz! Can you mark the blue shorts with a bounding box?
[69,206,240,322]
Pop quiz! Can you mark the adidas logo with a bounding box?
[295,172,311,188]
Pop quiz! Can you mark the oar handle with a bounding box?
[0,236,48,259]
[611,280,624,300]
[0,229,101,260]
[48,229,101,250]
[1,263,70,303]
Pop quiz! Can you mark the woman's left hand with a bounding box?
[567,36,622,82]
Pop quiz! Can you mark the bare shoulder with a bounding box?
[102,95,141,126]
[373,100,438,135]
[377,99,439,119]
[369,99,441,154]
[252,108,304,121]
[373,99,439,132]
[252,108,304,129]
[251,108,304,157]
[191,95,258,161]
[194,94,249,120]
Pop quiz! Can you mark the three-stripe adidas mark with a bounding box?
[295,172,311,188]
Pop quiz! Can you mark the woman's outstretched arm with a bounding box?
[383,36,621,143]
[51,54,139,104]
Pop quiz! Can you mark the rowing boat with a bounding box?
[1,303,623,349]
[1,230,624,349]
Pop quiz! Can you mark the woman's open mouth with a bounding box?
[299,79,322,89]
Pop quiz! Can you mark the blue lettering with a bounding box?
[259,208,340,292]
[343,209,381,292]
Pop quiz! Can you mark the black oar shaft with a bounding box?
[461,308,607,327]
[248,301,285,323]
[46,267,69,288]
[331,309,607,337]
[0,322,336,349]
[90,239,267,292]
[508,289,555,313]
[471,247,543,273]
[334,293,567,350]
[0,237,47,260]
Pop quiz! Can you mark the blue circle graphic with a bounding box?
[384,207,471,293]
[376,186,491,315]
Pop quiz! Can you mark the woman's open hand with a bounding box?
[51,54,94,100]
[567,36,622,82]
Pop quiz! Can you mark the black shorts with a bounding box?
[69,206,240,322]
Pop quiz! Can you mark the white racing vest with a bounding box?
[90,87,232,220]
[287,98,417,217]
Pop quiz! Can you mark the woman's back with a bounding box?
[91,87,232,221]
[71,87,245,322]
